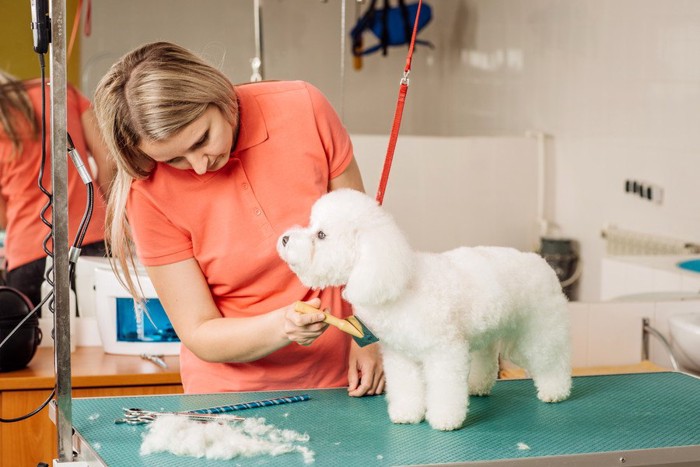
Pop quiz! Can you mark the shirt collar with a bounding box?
[231,86,269,154]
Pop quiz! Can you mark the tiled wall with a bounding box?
[569,301,648,369]
[569,299,699,372]
[440,0,700,301]
[352,135,541,253]
[601,256,700,301]
[81,1,700,302]
[573,255,700,372]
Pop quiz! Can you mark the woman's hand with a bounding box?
[284,298,329,346]
[347,342,385,397]
[147,260,328,363]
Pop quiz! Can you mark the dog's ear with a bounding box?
[343,210,414,306]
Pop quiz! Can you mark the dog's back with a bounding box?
[418,246,567,338]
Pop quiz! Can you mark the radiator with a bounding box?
[602,225,700,255]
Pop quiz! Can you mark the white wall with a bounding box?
[567,299,697,372]
[81,0,700,301]
[352,135,541,254]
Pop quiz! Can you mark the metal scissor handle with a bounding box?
[115,407,244,425]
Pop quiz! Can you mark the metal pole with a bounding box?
[250,0,263,82]
[49,0,74,462]
[338,0,347,120]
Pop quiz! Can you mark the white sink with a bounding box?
[669,312,700,373]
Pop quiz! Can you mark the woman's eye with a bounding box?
[317,231,326,240]
[165,156,185,165]
[194,131,209,148]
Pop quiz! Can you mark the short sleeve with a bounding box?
[304,83,354,179]
[127,185,194,266]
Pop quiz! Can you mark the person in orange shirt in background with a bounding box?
[92,42,384,395]
[0,69,113,307]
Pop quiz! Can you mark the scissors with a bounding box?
[115,408,245,425]
[115,395,310,425]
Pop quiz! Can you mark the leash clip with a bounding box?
[400,70,410,86]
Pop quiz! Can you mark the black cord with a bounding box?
[0,51,95,424]
[0,387,56,423]
[37,54,53,259]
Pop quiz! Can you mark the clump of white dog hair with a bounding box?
[140,415,315,464]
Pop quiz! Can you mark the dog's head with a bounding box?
[277,189,413,306]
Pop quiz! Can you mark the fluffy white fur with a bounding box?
[277,189,571,431]
[140,415,314,463]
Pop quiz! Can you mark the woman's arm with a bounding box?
[146,258,328,363]
[329,156,386,396]
[81,108,116,198]
[147,157,373,369]
[329,157,365,192]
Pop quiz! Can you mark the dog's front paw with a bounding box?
[388,403,425,425]
[425,410,466,431]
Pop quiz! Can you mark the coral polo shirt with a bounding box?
[128,81,355,393]
[0,82,107,270]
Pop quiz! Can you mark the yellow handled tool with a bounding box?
[294,301,364,338]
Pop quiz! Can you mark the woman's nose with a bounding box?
[187,153,209,175]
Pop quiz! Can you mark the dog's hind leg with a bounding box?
[383,349,426,425]
[468,343,499,396]
[528,354,571,403]
[511,311,572,403]
[423,343,470,431]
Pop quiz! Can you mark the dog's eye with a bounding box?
[316,231,326,240]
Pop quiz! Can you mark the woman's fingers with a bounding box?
[284,300,329,345]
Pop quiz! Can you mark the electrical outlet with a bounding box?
[648,184,663,204]
[624,179,663,204]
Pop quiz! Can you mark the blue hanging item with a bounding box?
[351,0,433,59]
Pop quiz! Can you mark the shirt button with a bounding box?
[254,208,262,216]
[242,183,249,190]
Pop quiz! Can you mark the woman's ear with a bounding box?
[343,213,413,306]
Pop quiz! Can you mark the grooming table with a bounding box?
[71,372,700,466]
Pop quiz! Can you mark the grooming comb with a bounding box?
[294,301,379,347]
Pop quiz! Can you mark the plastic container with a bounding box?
[539,237,580,301]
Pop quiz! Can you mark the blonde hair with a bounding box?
[93,42,238,298]
[0,70,39,158]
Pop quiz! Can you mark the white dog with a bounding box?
[277,189,571,431]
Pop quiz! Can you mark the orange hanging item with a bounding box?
[375,0,426,205]
[67,0,92,62]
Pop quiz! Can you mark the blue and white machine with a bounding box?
[75,257,180,355]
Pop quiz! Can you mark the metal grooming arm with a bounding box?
[49,0,82,465]
[642,318,680,371]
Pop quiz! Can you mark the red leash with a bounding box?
[67,0,92,62]
[375,0,424,205]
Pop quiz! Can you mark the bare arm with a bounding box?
[146,258,328,363]
[81,108,115,198]
[146,156,365,364]
[329,156,365,192]
[330,156,386,396]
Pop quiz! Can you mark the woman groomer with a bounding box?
[92,42,384,395]
[0,70,113,307]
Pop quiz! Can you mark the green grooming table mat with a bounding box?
[71,372,700,466]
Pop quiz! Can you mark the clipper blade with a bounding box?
[293,301,379,347]
[346,315,379,347]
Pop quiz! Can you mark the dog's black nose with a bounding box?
[281,235,289,247]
